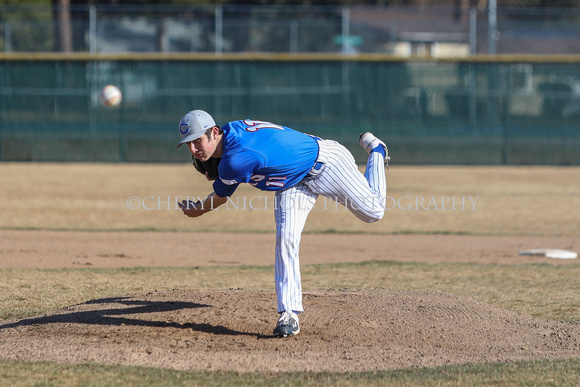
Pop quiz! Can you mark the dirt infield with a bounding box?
[1,288,579,372]
[1,230,579,372]
[1,230,578,269]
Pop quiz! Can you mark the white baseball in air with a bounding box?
[99,85,122,108]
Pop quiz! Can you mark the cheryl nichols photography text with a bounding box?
[127,195,480,212]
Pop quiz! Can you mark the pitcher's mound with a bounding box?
[0,289,579,372]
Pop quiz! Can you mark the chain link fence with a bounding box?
[1,4,578,165]
[1,57,578,165]
[1,4,580,55]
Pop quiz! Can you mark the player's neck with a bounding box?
[211,135,224,158]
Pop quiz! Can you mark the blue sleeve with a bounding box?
[212,149,263,197]
[212,179,239,198]
[222,149,264,183]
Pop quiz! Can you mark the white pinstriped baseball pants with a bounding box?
[274,139,386,313]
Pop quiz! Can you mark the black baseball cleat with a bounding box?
[273,311,300,338]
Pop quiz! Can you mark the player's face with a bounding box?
[186,129,218,161]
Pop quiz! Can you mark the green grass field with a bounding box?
[1,358,579,386]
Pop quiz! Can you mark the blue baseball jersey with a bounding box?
[212,119,319,197]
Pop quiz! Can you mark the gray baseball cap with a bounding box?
[175,110,216,148]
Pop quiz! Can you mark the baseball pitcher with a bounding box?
[177,110,389,337]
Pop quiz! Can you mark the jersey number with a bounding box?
[250,174,287,188]
[244,120,284,132]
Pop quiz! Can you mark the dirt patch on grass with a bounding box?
[1,230,578,269]
[0,289,579,372]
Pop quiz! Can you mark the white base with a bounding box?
[519,249,578,260]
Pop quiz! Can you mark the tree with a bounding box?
[54,0,72,52]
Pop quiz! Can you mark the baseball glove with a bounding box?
[192,155,220,180]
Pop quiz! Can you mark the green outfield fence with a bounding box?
[0,53,579,165]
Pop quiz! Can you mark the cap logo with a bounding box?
[179,123,190,135]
